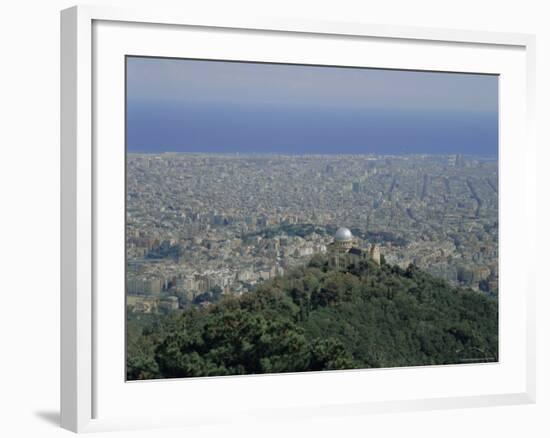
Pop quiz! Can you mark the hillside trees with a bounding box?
[127,256,498,379]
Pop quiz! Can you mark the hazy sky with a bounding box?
[126,56,498,156]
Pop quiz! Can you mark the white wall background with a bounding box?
[0,1,547,437]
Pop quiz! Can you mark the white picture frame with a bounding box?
[60,4,537,433]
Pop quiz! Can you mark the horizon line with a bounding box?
[127,151,498,159]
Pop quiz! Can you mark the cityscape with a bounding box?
[126,152,498,314]
[125,56,499,378]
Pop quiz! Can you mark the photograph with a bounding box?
[0,0,544,435]
[125,56,499,380]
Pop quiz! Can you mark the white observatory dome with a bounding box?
[334,227,353,242]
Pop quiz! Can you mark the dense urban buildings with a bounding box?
[126,152,498,314]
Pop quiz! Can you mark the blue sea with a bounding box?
[126,101,498,157]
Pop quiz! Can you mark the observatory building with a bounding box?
[328,227,380,269]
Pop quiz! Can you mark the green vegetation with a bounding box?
[127,257,498,380]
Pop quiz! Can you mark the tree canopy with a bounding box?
[127,257,498,380]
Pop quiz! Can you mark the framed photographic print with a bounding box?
[61,5,537,433]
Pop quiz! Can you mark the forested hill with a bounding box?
[127,256,498,380]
